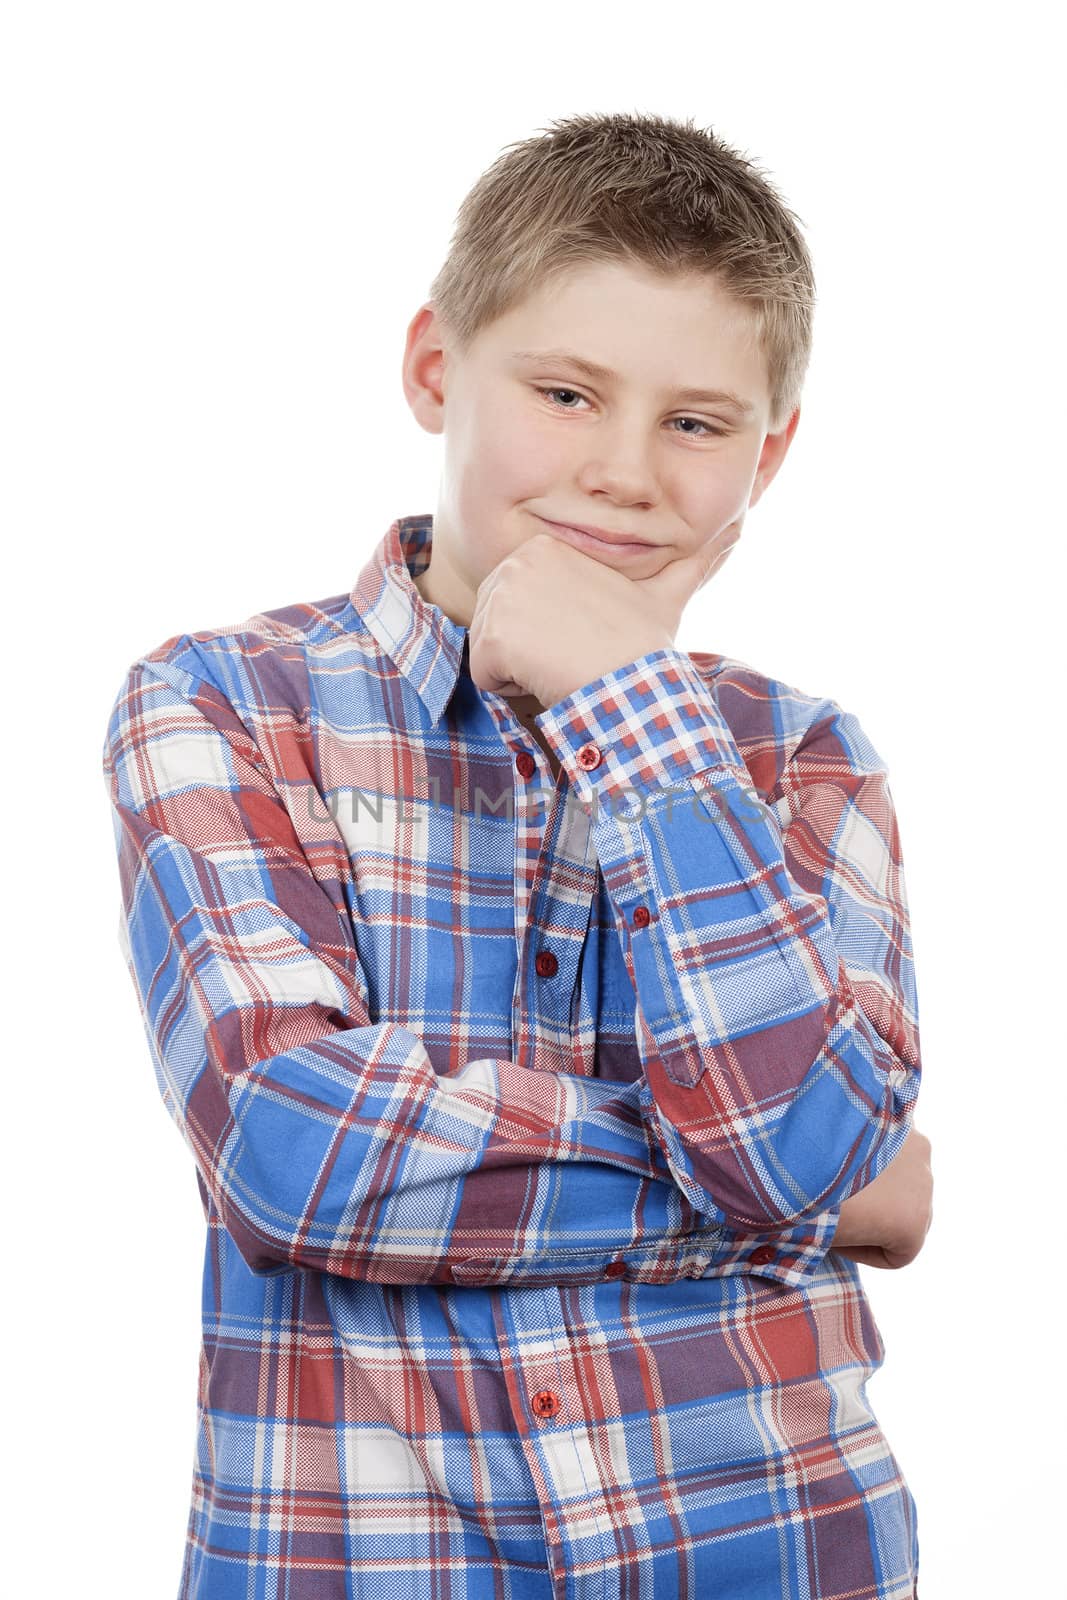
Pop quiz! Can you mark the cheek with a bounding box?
[482,403,568,491]
[686,459,754,524]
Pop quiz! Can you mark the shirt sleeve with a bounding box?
[105,649,789,1289]
[534,646,922,1243]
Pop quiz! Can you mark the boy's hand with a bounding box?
[830,1127,934,1269]
[468,522,742,707]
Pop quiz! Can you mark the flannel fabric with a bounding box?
[103,513,922,1597]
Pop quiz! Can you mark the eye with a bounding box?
[671,416,728,438]
[536,386,589,410]
[534,387,728,438]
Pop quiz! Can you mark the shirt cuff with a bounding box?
[534,646,754,801]
[431,1211,840,1290]
[701,1208,842,1288]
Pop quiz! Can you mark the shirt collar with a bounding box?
[350,514,470,728]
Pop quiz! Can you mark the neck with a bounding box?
[411,527,475,629]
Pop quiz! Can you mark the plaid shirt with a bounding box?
[103,514,922,1597]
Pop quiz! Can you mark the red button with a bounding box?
[604,1260,626,1278]
[534,950,558,977]
[531,1389,561,1419]
[577,743,602,770]
[632,905,650,928]
[749,1246,776,1266]
[515,750,536,779]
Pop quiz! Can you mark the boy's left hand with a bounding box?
[468,522,741,708]
[830,1126,934,1270]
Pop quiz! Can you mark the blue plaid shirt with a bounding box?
[103,513,922,1597]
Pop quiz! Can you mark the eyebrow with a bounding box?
[509,348,757,417]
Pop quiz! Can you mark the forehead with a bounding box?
[479,259,769,405]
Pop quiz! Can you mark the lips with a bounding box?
[539,516,656,549]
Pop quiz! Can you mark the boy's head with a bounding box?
[402,111,814,631]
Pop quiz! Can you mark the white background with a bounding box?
[4,4,1063,1594]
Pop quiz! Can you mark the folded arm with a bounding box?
[103,646,761,1288]
[534,647,923,1275]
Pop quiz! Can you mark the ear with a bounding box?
[748,406,801,510]
[401,303,448,436]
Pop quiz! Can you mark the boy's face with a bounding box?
[402,258,799,632]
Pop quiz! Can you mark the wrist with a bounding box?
[831,1192,879,1250]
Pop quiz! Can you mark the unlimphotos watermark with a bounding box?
[305,776,769,827]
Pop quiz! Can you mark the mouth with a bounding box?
[537,516,658,556]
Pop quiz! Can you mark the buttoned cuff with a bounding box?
[533,645,773,920]
[437,1209,840,1290]
[534,647,753,800]
[702,1208,842,1288]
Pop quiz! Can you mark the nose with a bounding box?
[575,413,660,507]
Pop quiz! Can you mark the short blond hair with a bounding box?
[428,111,816,433]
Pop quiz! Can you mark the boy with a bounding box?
[103,112,931,1598]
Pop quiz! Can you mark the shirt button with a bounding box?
[749,1245,776,1266]
[531,1389,561,1419]
[515,750,536,779]
[534,950,558,978]
[632,905,650,928]
[604,1260,626,1279]
[577,742,602,770]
